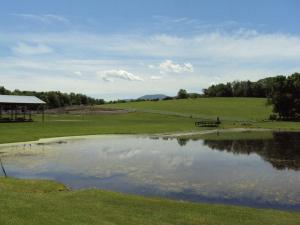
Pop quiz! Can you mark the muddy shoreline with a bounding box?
[0,128,274,148]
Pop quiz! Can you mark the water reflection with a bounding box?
[176,132,300,171]
[0,133,300,211]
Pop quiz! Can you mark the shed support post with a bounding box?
[10,106,13,121]
[42,105,45,122]
[23,106,26,120]
[14,106,17,121]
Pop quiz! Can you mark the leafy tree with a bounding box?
[0,86,11,95]
[202,72,300,120]
[177,89,189,99]
[269,73,300,119]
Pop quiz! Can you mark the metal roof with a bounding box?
[0,95,45,104]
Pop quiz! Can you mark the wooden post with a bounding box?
[14,105,17,121]
[42,105,45,122]
[10,106,13,121]
[23,106,26,120]
[0,158,7,178]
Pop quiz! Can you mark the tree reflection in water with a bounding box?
[177,132,300,171]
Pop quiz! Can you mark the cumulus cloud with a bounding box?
[12,42,54,55]
[3,25,300,99]
[98,70,143,82]
[159,60,194,74]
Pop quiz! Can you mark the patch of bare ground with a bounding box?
[46,105,133,115]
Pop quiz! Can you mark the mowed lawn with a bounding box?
[0,178,299,225]
[1,97,300,144]
[101,97,272,121]
[0,112,197,144]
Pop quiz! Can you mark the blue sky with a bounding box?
[1,0,300,99]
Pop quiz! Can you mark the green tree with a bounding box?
[0,86,11,95]
[269,73,300,119]
[177,89,189,99]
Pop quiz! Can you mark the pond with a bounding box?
[0,131,300,211]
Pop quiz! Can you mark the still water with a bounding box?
[0,132,299,210]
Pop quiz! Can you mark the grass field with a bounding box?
[1,97,300,224]
[1,97,300,144]
[0,177,299,225]
[0,112,197,144]
[101,97,300,130]
[101,97,272,121]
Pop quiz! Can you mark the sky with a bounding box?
[1,0,300,100]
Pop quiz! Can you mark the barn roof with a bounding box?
[0,95,45,104]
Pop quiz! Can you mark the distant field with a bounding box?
[1,97,300,144]
[0,112,197,144]
[101,97,272,121]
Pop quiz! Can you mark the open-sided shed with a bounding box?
[0,95,46,122]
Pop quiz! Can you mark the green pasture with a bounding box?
[0,177,299,225]
[1,98,300,144]
[101,97,272,121]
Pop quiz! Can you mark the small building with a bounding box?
[0,95,46,122]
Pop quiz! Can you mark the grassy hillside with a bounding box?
[0,177,299,225]
[1,98,300,144]
[101,97,272,121]
[0,113,197,144]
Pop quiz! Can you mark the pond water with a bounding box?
[0,132,300,211]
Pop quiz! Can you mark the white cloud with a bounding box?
[12,13,69,24]
[12,42,53,55]
[159,60,194,74]
[2,26,300,99]
[74,71,83,76]
[150,76,162,80]
[152,34,182,46]
[98,70,143,82]
[4,30,300,61]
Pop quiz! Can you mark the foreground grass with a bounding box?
[0,177,299,225]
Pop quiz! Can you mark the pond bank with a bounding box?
[0,177,299,225]
[1,128,300,224]
[0,128,272,147]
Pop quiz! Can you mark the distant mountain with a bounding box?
[138,94,168,100]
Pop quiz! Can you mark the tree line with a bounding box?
[2,72,300,120]
[0,86,105,108]
[202,72,300,120]
[203,77,276,98]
